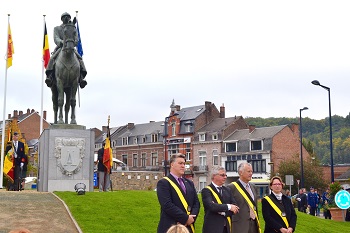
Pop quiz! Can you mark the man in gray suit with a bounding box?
[227,162,260,233]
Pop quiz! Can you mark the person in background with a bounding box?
[5,132,26,191]
[201,166,239,233]
[97,143,110,192]
[296,189,307,213]
[307,187,318,216]
[285,190,291,199]
[262,176,297,233]
[156,153,200,233]
[166,224,190,233]
[314,188,321,216]
[322,188,331,219]
[227,162,260,233]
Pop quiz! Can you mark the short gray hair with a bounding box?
[210,166,225,179]
[169,153,186,164]
[238,162,252,174]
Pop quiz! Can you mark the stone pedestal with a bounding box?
[38,125,94,192]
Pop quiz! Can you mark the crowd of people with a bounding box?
[156,154,298,233]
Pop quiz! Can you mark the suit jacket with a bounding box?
[157,175,200,233]
[262,194,297,233]
[227,181,258,233]
[201,183,237,233]
[6,141,25,167]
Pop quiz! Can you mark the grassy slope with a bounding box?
[55,191,349,233]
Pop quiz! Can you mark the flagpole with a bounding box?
[1,14,11,189]
[40,15,46,135]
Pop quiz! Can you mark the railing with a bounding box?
[193,165,208,172]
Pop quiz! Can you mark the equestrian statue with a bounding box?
[45,12,87,124]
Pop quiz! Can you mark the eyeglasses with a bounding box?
[217,174,227,177]
[272,183,282,186]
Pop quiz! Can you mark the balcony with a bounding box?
[193,165,208,174]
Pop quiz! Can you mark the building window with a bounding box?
[213,149,218,166]
[122,154,128,165]
[199,176,207,193]
[133,137,138,144]
[142,136,146,143]
[141,153,146,167]
[168,144,179,156]
[249,160,266,172]
[133,154,138,167]
[171,120,176,136]
[225,142,237,152]
[251,140,262,151]
[199,133,205,142]
[152,134,158,143]
[151,152,158,166]
[122,137,128,146]
[186,144,191,161]
[212,134,218,140]
[199,151,206,166]
[225,161,237,171]
[185,124,192,132]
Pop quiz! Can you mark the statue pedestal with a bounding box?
[38,125,95,192]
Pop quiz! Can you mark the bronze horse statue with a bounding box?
[51,21,80,124]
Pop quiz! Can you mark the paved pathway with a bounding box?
[0,190,81,233]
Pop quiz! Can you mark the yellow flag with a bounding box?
[7,22,14,68]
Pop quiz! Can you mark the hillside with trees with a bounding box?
[245,114,350,165]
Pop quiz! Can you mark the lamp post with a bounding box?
[299,107,308,189]
[311,80,334,182]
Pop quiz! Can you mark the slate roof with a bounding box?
[197,117,240,133]
[176,105,205,120]
[225,125,287,141]
[118,121,164,137]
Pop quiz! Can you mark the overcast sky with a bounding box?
[1,0,350,130]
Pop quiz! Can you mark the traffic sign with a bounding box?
[335,190,350,209]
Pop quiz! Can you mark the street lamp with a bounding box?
[299,107,308,189]
[311,80,334,182]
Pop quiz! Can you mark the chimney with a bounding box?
[220,103,225,118]
[19,111,23,116]
[8,114,11,119]
[290,123,299,135]
[127,123,134,129]
[175,105,180,111]
[27,108,30,114]
[43,111,47,120]
[13,110,18,118]
[249,125,256,133]
[31,109,35,113]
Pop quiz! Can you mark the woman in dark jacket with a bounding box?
[262,176,297,233]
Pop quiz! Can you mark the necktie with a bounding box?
[217,187,223,196]
[245,184,256,219]
[178,178,186,194]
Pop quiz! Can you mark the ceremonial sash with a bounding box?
[232,182,261,233]
[206,186,232,229]
[264,196,289,228]
[164,177,195,233]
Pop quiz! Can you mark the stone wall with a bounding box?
[110,171,163,190]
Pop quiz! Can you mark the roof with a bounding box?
[118,121,164,137]
[225,125,287,141]
[176,105,205,120]
[197,117,240,133]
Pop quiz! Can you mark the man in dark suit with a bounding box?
[227,162,260,233]
[6,132,26,191]
[202,166,239,233]
[156,153,200,233]
[97,143,110,192]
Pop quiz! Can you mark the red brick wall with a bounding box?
[18,114,50,141]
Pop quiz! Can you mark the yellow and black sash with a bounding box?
[164,177,195,233]
[232,182,261,233]
[206,186,232,229]
[264,196,289,228]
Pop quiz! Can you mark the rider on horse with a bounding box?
[45,12,87,89]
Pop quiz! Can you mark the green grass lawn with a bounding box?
[55,191,349,233]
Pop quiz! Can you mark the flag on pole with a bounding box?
[76,19,83,57]
[43,21,50,68]
[103,118,113,174]
[7,22,14,68]
[3,146,14,183]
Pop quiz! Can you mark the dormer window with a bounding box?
[251,140,262,151]
[199,133,206,142]
[212,134,218,140]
